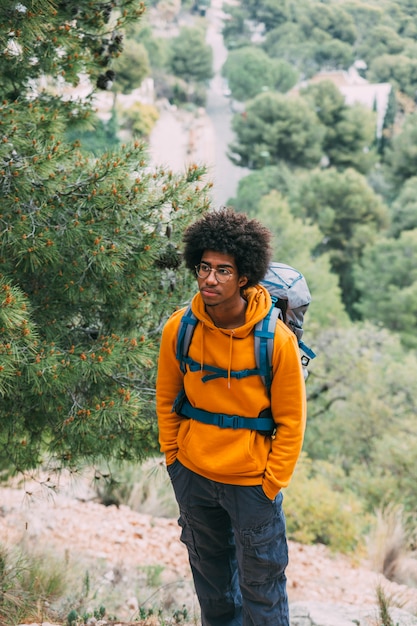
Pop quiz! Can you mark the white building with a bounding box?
[301,66,392,138]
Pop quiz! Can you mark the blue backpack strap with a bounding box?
[299,341,316,361]
[174,393,275,435]
[180,352,260,383]
[177,305,261,382]
[254,302,280,394]
[176,305,197,373]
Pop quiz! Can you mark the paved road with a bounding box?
[205,0,250,208]
[149,0,249,209]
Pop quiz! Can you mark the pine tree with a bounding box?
[0,1,211,473]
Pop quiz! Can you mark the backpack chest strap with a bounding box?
[173,393,275,435]
[182,355,261,383]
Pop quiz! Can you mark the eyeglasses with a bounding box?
[195,262,234,283]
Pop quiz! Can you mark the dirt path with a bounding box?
[1,478,417,625]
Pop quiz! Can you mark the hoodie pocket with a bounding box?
[179,421,270,479]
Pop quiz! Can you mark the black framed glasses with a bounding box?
[195,262,234,283]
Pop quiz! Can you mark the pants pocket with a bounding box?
[178,514,200,561]
[241,506,288,585]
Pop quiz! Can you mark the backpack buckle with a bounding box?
[217,414,240,429]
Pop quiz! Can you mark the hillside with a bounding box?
[1,477,417,625]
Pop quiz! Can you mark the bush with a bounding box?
[93,456,179,518]
[284,454,369,553]
[118,101,160,139]
[0,542,69,624]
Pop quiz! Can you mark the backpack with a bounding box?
[173,262,316,435]
[259,262,316,374]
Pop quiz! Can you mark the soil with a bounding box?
[1,474,417,626]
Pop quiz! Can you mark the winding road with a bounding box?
[204,0,250,207]
[149,0,249,209]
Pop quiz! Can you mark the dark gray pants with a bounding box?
[167,460,289,626]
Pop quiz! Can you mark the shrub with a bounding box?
[93,456,178,518]
[284,454,368,553]
[0,542,69,624]
[118,101,160,139]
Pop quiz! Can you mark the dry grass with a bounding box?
[367,504,417,588]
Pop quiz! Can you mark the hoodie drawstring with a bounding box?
[200,322,205,373]
[198,324,234,389]
[227,331,234,388]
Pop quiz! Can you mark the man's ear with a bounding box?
[238,275,248,288]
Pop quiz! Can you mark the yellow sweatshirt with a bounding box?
[156,284,306,500]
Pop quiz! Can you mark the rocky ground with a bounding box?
[1,473,417,626]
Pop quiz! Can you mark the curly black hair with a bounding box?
[182,208,272,287]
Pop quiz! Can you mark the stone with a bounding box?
[290,601,417,626]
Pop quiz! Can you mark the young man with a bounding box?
[156,208,306,626]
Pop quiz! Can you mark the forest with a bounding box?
[218,0,417,557]
[0,0,417,610]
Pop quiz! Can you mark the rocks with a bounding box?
[2,479,417,626]
[18,603,417,626]
[290,601,417,626]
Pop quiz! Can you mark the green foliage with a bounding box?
[168,26,214,84]
[259,2,356,75]
[222,4,252,50]
[288,167,389,314]
[263,23,317,76]
[342,2,383,43]
[357,25,405,63]
[66,604,116,626]
[126,19,170,71]
[229,0,417,97]
[305,323,417,513]
[229,164,295,216]
[67,609,78,626]
[311,38,355,71]
[112,39,151,94]
[299,2,357,45]
[0,100,210,470]
[252,190,348,333]
[140,564,164,587]
[240,0,291,32]
[386,112,417,185]
[376,585,397,626]
[118,101,160,139]
[231,175,349,336]
[222,46,298,101]
[285,455,367,553]
[0,1,146,100]
[229,92,325,168]
[0,3,212,474]
[388,176,417,236]
[301,81,378,174]
[65,109,121,156]
[368,53,417,99]
[353,229,417,349]
[0,542,69,624]
[216,0,417,568]
[302,80,346,127]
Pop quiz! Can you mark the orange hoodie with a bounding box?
[156,284,306,500]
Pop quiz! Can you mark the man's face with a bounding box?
[197,250,248,308]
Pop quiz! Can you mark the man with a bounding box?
[156,208,306,626]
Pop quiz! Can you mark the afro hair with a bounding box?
[182,208,272,287]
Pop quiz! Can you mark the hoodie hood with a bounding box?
[189,285,273,388]
[190,284,272,337]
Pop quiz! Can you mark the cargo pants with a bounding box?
[167,460,289,626]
